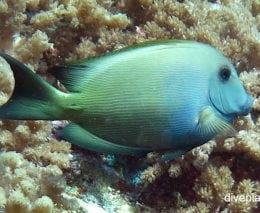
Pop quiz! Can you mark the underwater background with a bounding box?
[0,0,259,212]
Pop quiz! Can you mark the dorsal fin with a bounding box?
[48,40,189,93]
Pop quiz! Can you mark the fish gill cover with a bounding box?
[0,0,259,212]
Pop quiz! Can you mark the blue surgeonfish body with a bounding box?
[0,40,254,160]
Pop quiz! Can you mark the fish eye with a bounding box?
[219,67,231,81]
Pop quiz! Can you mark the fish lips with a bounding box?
[209,93,254,119]
[237,95,254,116]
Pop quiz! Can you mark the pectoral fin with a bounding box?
[196,106,236,139]
[59,123,151,155]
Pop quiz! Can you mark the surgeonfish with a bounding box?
[0,40,254,160]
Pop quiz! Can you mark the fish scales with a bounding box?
[0,40,253,159]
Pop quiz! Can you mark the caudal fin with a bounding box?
[0,53,64,120]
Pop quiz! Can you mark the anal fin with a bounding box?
[59,123,151,155]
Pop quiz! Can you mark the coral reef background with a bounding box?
[0,0,259,212]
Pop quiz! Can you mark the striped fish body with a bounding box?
[0,41,253,157]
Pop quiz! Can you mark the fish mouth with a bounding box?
[237,96,254,116]
[209,92,254,118]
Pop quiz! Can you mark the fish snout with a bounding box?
[239,95,254,116]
